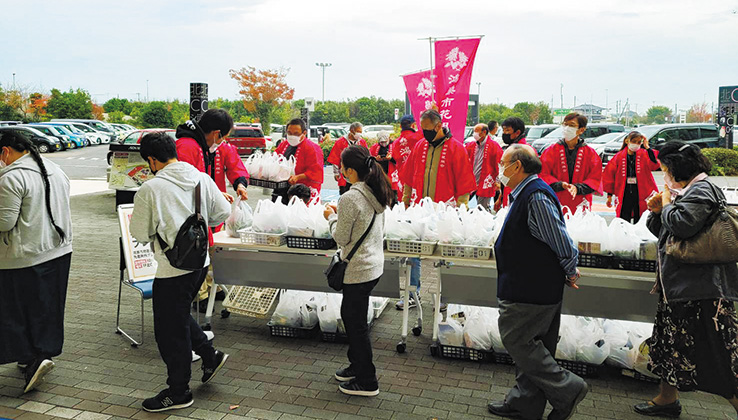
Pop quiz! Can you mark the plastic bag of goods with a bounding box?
[286,197,315,237]
[384,205,421,241]
[602,218,641,259]
[438,317,464,347]
[461,207,496,247]
[317,293,341,333]
[574,317,610,365]
[555,315,578,361]
[607,321,653,370]
[447,304,471,325]
[633,340,660,379]
[275,155,296,182]
[225,197,253,237]
[463,307,499,351]
[244,152,264,179]
[310,205,331,238]
[438,207,465,244]
[270,290,323,328]
[252,199,289,234]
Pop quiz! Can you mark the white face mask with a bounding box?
[628,143,641,152]
[498,163,514,187]
[209,134,225,153]
[664,171,682,195]
[473,132,482,141]
[352,133,361,142]
[562,126,579,141]
[286,135,302,147]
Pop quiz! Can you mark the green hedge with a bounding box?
[703,147,738,176]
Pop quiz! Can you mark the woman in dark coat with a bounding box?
[636,140,738,417]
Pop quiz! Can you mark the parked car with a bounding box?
[601,123,721,164]
[526,124,559,142]
[362,125,394,139]
[38,122,94,146]
[23,124,76,150]
[107,129,175,164]
[0,126,61,153]
[585,132,627,158]
[34,123,88,149]
[226,126,266,156]
[531,123,626,154]
[51,119,115,143]
[69,122,110,144]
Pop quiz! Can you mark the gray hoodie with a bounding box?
[328,182,386,284]
[130,161,230,279]
[0,154,73,269]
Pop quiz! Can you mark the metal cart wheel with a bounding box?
[396,342,406,353]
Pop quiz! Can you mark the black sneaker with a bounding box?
[202,350,228,383]
[24,359,54,393]
[215,290,227,301]
[142,389,193,412]
[338,378,379,397]
[335,367,356,382]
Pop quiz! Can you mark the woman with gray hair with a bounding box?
[369,131,398,194]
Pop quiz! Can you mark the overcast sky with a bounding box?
[3,0,736,115]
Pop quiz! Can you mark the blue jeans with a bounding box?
[409,257,420,294]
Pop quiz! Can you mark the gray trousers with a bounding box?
[498,299,585,420]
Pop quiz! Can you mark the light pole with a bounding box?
[146,80,149,102]
[315,63,332,102]
[12,73,15,88]
[476,82,481,96]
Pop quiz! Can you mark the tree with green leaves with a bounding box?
[646,106,673,124]
[103,98,134,115]
[46,88,93,119]
[139,101,174,128]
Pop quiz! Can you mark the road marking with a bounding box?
[78,157,86,160]
[90,158,100,161]
[70,180,111,196]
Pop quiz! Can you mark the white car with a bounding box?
[362,125,394,139]
[586,132,627,158]
[69,122,106,144]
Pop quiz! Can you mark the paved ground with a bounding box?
[2,148,738,420]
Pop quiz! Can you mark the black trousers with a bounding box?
[339,184,352,195]
[0,253,71,365]
[152,267,216,394]
[619,185,641,224]
[271,187,289,205]
[341,278,379,386]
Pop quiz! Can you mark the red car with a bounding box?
[107,128,175,165]
[226,126,266,155]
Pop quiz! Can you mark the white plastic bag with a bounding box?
[438,317,464,347]
[574,318,610,365]
[602,218,640,258]
[463,307,497,351]
[270,290,322,328]
[225,197,253,237]
[555,315,578,361]
[286,196,315,237]
[317,293,341,333]
[252,199,289,234]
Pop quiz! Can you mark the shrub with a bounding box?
[703,147,738,176]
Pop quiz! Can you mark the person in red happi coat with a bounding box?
[273,118,325,204]
[465,123,503,211]
[327,122,367,195]
[540,113,602,214]
[602,131,660,223]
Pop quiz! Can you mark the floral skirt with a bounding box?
[646,298,738,399]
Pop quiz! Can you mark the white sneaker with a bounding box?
[192,352,201,362]
[204,331,215,341]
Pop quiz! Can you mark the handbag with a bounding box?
[665,181,738,264]
[324,213,377,291]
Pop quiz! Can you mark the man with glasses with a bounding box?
[539,112,602,214]
[328,122,367,195]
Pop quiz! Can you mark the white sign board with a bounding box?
[305,97,315,112]
[117,204,157,282]
[394,108,399,121]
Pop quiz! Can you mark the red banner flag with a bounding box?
[433,38,481,140]
[402,69,433,124]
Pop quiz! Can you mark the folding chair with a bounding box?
[115,237,153,347]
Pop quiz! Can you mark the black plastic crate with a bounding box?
[557,359,602,377]
[250,178,289,190]
[286,236,337,250]
[613,258,657,273]
[267,322,318,338]
[492,352,515,365]
[621,369,660,383]
[577,253,614,269]
[321,331,348,343]
[435,343,495,362]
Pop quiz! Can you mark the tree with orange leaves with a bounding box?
[229,67,294,135]
[92,103,105,120]
[28,93,49,121]
[687,102,713,123]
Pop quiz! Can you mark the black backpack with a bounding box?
[157,182,208,271]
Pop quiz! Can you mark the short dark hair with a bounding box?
[508,144,542,174]
[287,184,311,204]
[420,109,442,125]
[140,131,178,163]
[563,112,588,129]
[501,117,525,134]
[286,118,306,133]
[487,120,498,131]
[658,141,712,182]
[400,114,415,130]
[199,109,234,137]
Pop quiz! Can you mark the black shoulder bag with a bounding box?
[324,213,377,291]
[157,182,209,271]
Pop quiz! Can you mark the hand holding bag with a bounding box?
[666,181,738,264]
[324,213,377,291]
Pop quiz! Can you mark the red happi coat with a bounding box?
[391,130,423,191]
[327,136,368,186]
[465,136,503,198]
[400,138,477,205]
[540,142,603,213]
[176,137,250,193]
[602,148,660,217]
[370,142,399,190]
[275,139,325,192]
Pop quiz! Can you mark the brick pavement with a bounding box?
[1,189,737,420]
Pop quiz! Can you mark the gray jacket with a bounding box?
[647,178,738,302]
[328,182,386,284]
[0,154,73,269]
[130,161,230,279]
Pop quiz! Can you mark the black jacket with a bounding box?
[647,179,738,302]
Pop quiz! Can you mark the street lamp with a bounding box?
[146,80,149,102]
[315,62,332,102]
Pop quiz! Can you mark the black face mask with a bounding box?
[423,128,439,142]
[502,133,517,145]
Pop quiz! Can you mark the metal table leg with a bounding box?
[397,259,411,353]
